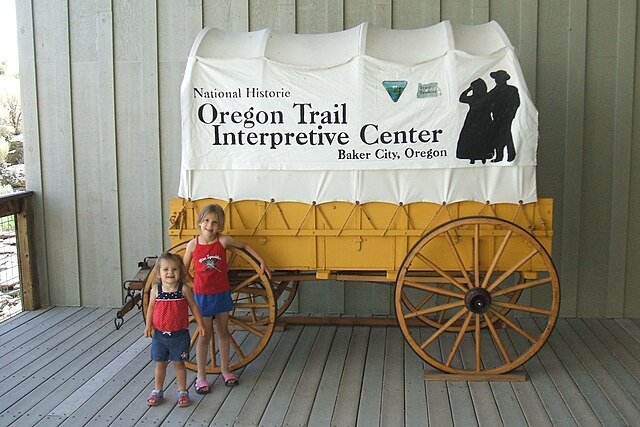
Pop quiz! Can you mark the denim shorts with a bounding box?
[150,328,190,362]
[195,290,233,317]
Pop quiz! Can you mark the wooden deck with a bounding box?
[0,307,639,426]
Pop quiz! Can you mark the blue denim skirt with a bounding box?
[195,290,233,317]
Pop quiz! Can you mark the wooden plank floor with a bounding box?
[0,307,639,426]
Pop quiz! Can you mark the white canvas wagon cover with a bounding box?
[180,21,538,204]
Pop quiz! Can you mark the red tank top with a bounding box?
[192,238,230,294]
[152,283,189,332]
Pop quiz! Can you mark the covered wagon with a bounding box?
[118,20,558,379]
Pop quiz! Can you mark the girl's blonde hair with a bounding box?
[197,203,226,230]
[153,252,188,285]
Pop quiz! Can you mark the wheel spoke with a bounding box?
[233,302,270,310]
[486,249,538,292]
[415,253,468,293]
[492,300,552,315]
[444,231,473,289]
[488,308,537,344]
[273,280,291,298]
[492,276,551,297]
[406,287,438,311]
[230,316,266,337]
[483,313,511,364]
[231,292,241,316]
[232,273,261,292]
[402,280,465,299]
[420,306,467,349]
[437,296,452,324]
[474,313,481,371]
[474,224,480,288]
[446,311,474,366]
[234,287,268,298]
[480,230,512,289]
[249,293,258,322]
[404,300,465,319]
[229,333,245,359]
[190,327,200,347]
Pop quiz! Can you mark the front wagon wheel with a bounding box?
[395,217,560,375]
[143,242,276,373]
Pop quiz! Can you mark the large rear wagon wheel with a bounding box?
[143,241,276,373]
[395,217,560,375]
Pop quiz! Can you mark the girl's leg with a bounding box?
[213,312,231,373]
[174,360,192,407]
[155,361,169,391]
[196,316,214,381]
[173,361,187,391]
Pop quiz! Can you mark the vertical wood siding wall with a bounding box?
[15,0,640,317]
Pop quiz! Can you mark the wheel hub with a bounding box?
[465,287,492,314]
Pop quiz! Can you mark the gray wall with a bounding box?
[16,0,640,317]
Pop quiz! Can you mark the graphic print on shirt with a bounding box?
[199,254,222,272]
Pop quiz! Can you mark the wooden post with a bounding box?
[16,193,39,310]
[0,191,39,311]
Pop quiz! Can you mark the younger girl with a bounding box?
[144,252,204,407]
[183,203,271,394]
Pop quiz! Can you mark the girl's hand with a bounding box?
[144,326,153,338]
[261,262,272,279]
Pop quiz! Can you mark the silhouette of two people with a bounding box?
[456,70,520,164]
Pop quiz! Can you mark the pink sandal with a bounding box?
[195,379,210,394]
[222,372,238,387]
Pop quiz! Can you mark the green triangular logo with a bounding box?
[382,80,408,102]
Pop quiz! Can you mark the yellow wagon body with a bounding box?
[168,197,553,280]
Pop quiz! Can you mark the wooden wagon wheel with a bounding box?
[395,216,560,375]
[143,241,276,373]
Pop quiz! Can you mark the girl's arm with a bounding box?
[182,285,205,337]
[144,286,157,337]
[220,234,272,279]
[182,238,196,285]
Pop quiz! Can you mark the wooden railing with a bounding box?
[0,191,39,310]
